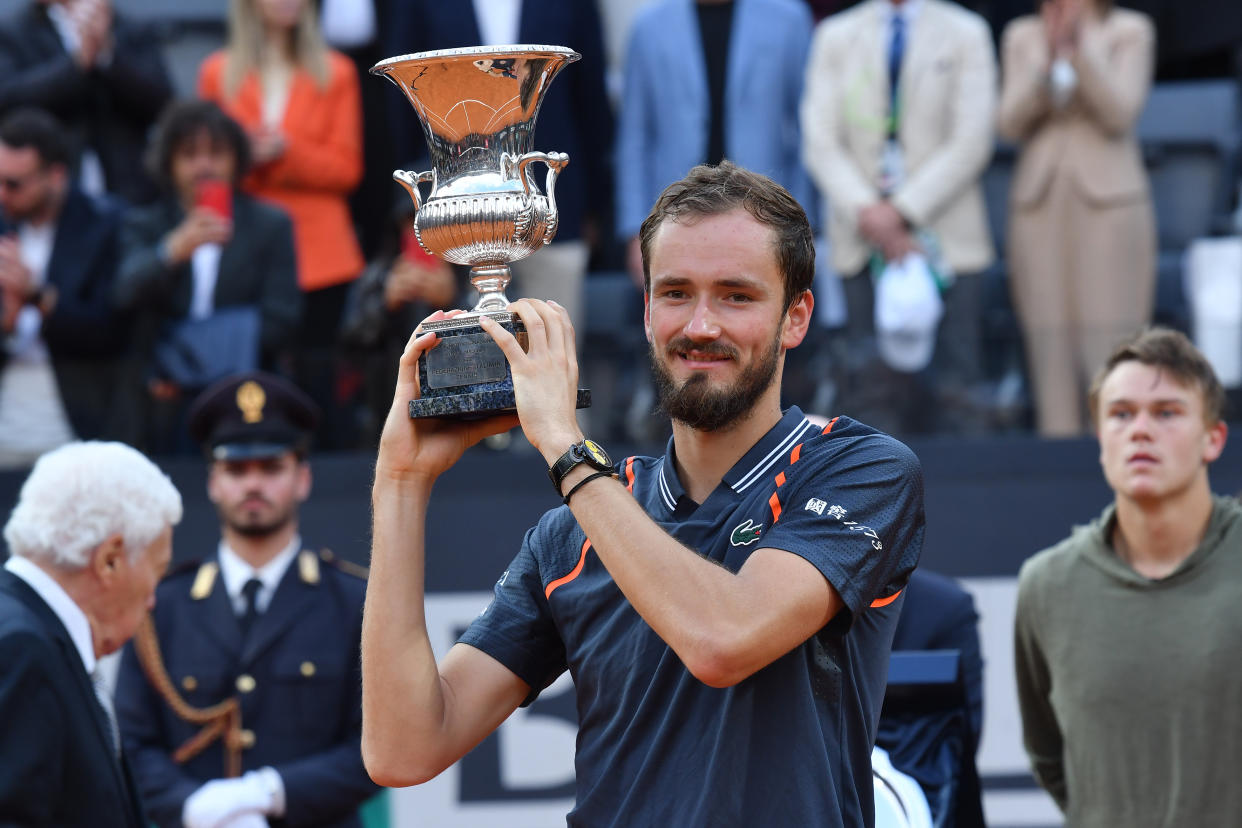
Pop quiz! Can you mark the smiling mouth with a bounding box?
[678,351,732,366]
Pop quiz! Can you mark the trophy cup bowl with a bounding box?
[371,45,591,419]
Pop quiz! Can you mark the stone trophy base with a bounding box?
[410,312,592,419]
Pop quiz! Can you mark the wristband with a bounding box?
[562,471,614,506]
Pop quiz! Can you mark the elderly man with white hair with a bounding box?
[0,440,182,828]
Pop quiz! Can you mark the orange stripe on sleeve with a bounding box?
[545,539,591,600]
[869,589,903,609]
[790,443,802,464]
[823,417,839,434]
[624,456,636,493]
[768,491,782,523]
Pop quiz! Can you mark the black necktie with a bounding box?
[239,578,262,637]
[888,12,906,136]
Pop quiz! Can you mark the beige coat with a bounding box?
[801,0,997,276]
[997,10,1153,209]
[997,9,1156,436]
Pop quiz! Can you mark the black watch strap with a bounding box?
[548,439,612,495]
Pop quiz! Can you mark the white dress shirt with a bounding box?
[217,536,301,616]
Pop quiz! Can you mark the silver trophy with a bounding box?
[372,45,591,419]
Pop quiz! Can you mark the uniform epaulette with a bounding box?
[189,561,219,600]
[318,547,369,580]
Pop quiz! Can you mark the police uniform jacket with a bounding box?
[114,548,377,828]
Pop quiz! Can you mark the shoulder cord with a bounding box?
[132,615,244,778]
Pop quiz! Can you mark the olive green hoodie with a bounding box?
[1015,496,1242,827]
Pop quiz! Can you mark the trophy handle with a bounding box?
[507,151,568,201]
[508,151,568,245]
[393,169,434,212]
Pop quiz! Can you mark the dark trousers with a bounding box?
[835,268,983,436]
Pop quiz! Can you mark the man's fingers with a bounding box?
[478,311,528,364]
[547,300,578,380]
[509,299,550,358]
[395,330,438,406]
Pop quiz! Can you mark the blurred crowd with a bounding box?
[1,0,1240,467]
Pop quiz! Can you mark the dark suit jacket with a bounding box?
[0,3,172,205]
[0,569,146,828]
[891,569,983,740]
[882,569,985,828]
[382,0,614,243]
[113,192,302,367]
[0,188,128,440]
[114,551,378,828]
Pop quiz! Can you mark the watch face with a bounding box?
[581,439,610,467]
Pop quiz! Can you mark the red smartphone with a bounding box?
[195,179,232,220]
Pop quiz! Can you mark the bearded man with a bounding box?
[113,371,378,828]
[362,161,925,826]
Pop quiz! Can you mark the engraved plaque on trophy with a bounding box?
[371,45,592,419]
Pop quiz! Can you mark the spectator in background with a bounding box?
[1015,328,1240,825]
[616,0,817,288]
[883,568,986,828]
[998,0,1156,438]
[115,371,378,828]
[383,0,614,337]
[199,0,365,448]
[0,0,172,206]
[340,201,458,447]
[802,0,996,435]
[0,441,182,828]
[0,108,128,469]
[319,0,393,260]
[113,100,301,455]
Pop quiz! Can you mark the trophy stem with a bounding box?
[470,264,512,313]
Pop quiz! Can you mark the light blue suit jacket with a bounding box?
[615,0,818,238]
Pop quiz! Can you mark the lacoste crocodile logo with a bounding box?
[730,519,764,547]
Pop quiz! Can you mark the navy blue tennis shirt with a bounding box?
[460,407,924,826]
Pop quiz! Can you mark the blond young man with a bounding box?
[1015,327,1241,826]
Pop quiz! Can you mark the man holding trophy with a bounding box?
[363,46,925,819]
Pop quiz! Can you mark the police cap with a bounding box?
[187,371,320,461]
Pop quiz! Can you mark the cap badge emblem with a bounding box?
[236,381,266,424]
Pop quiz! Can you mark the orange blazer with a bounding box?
[199,50,364,292]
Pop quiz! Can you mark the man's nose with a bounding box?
[685,299,721,339]
[1128,411,1155,438]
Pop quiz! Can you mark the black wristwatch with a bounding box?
[548,439,612,495]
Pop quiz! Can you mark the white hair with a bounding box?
[3,442,183,569]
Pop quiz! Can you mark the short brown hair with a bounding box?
[1088,327,1226,425]
[638,161,815,310]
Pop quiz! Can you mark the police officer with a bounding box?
[115,371,378,828]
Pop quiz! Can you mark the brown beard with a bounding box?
[649,334,782,432]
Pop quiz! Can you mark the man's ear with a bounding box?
[297,461,312,503]
[643,291,653,345]
[1203,420,1228,464]
[781,290,815,350]
[91,534,128,585]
